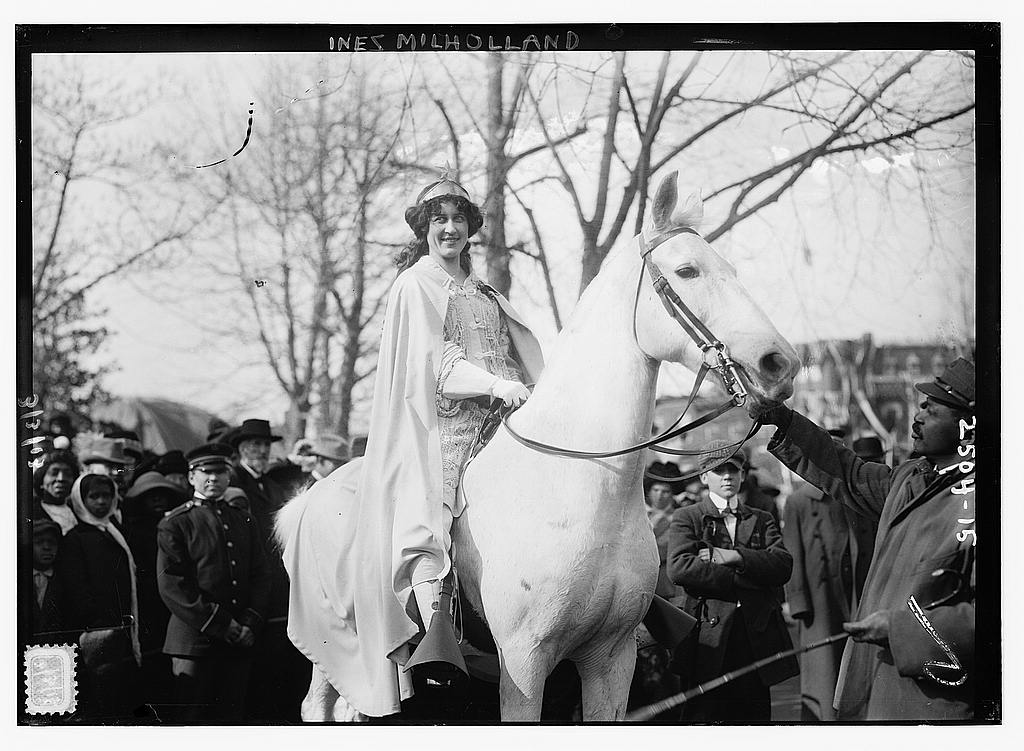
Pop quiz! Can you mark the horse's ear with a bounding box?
[651,170,679,230]
[674,188,704,230]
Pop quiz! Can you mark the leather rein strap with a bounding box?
[499,227,761,467]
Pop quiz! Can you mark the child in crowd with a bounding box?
[667,440,796,723]
[32,518,64,637]
[59,474,142,719]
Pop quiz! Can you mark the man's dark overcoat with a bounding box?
[230,464,289,613]
[770,412,975,720]
[782,482,876,719]
[667,497,798,688]
[229,463,311,721]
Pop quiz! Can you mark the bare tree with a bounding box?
[424,53,588,299]
[526,50,975,297]
[31,59,212,417]
[192,58,413,441]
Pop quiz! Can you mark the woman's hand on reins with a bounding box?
[491,379,531,408]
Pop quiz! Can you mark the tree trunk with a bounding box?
[332,189,370,442]
[578,222,603,296]
[577,55,625,296]
[483,54,511,297]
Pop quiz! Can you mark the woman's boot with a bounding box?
[406,574,467,683]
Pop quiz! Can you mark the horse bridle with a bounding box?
[635,225,748,406]
[497,227,762,475]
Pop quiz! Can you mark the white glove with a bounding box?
[490,379,531,408]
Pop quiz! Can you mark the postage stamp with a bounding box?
[24,644,78,715]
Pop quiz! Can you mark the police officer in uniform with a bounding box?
[156,443,272,723]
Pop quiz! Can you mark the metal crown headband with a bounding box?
[416,177,471,204]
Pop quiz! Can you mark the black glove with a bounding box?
[754,403,793,431]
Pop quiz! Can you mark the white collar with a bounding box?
[709,492,738,513]
[239,460,261,481]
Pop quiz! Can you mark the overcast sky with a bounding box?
[31,46,977,430]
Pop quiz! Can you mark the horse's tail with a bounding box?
[274,457,365,554]
[274,484,312,554]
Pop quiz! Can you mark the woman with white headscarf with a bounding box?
[58,474,142,718]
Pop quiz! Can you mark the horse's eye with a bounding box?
[676,265,700,279]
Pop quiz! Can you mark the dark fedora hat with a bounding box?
[915,357,975,411]
[644,461,686,495]
[230,419,283,448]
[155,450,189,476]
[125,471,182,500]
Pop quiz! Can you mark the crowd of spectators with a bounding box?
[632,358,977,722]
[27,413,362,723]
[26,356,976,724]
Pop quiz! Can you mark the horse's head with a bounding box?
[634,170,800,413]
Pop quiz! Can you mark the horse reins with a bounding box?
[499,227,760,473]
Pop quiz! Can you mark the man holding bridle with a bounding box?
[755,358,976,720]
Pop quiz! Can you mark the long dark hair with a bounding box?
[395,195,484,275]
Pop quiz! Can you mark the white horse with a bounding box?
[283,170,800,722]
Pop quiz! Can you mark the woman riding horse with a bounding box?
[358,175,544,684]
[279,169,798,720]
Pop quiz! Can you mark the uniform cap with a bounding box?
[185,442,234,471]
[915,357,975,411]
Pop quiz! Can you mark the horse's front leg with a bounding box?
[497,646,550,722]
[575,634,638,722]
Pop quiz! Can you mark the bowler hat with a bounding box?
[125,471,182,500]
[915,357,975,411]
[852,435,885,461]
[185,442,234,471]
[308,434,349,463]
[698,440,745,473]
[644,461,686,495]
[81,437,130,466]
[230,419,283,448]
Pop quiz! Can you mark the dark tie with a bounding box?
[34,570,52,607]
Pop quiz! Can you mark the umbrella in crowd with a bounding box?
[91,397,222,454]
